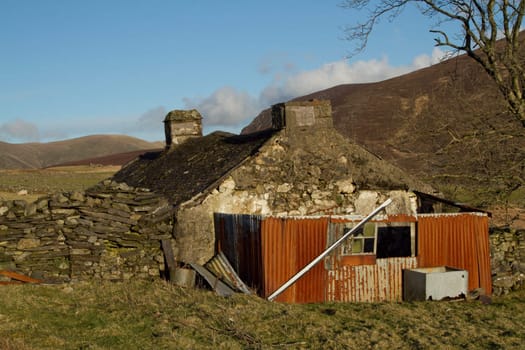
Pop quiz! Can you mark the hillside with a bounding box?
[0,135,164,169]
[243,53,525,210]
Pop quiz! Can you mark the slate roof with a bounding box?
[112,130,275,206]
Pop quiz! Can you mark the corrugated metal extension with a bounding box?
[325,218,417,302]
[417,213,492,295]
[214,212,491,302]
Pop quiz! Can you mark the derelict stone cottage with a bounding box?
[112,99,492,302]
[113,100,432,265]
[0,99,497,301]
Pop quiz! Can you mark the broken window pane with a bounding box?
[376,225,411,258]
[341,223,377,255]
[363,238,375,253]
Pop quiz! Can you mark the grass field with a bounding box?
[0,166,119,202]
[0,280,524,349]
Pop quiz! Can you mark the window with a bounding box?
[376,223,414,258]
[341,222,377,255]
[339,222,415,258]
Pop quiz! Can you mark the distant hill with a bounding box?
[52,148,163,168]
[243,52,525,208]
[0,135,164,169]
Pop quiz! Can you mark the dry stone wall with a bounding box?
[490,228,525,295]
[0,180,173,282]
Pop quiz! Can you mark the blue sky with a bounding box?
[0,0,449,143]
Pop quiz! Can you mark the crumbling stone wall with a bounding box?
[172,101,430,265]
[490,228,525,295]
[173,124,422,264]
[0,181,173,282]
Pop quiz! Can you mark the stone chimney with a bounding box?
[163,109,203,149]
[271,99,333,131]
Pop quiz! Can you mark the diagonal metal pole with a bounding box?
[267,198,392,301]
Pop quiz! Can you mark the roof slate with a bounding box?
[112,130,275,206]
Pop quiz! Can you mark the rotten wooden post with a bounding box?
[161,239,177,282]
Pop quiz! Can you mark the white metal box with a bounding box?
[403,266,468,301]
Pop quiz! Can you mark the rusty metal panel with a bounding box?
[205,251,252,294]
[328,265,375,302]
[289,218,329,303]
[475,214,492,295]
[0,270,42,284]
[327,257,417,302]
[213,213,263,293]
[417,213,491,295]
[378,257,418,301]
[325,219,418,302]
[261,217,289,300]
[261,217,328,303]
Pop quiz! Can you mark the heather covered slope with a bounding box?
[243,53,525,210]
[0,135,164,169]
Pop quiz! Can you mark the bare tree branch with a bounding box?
[341,0,525,127]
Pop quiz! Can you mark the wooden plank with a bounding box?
[161,239,177,282]
[0,270,42,283]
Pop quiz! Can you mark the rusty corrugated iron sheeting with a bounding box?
[326,257,418,302]
[261,217,418,303]
[261,217,329,303]
[417,213,492,295]
[0,270,42,285]
[205,251,252,294]
[326,219,417,302]
[214,213,263,293]
[215,211,491,302]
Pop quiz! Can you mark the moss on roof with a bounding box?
[163,109,202,122]
[112,124,433,209]
[112,130,275,206]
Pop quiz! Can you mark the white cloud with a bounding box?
[182,49,448,132]
[0,119,40,142]
[183,87,260,126]
[412,48,447,69]
[261,48,447,106]
[136,106,167,130]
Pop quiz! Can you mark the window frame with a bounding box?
[337,221,416,266]
[340,222,378,257]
